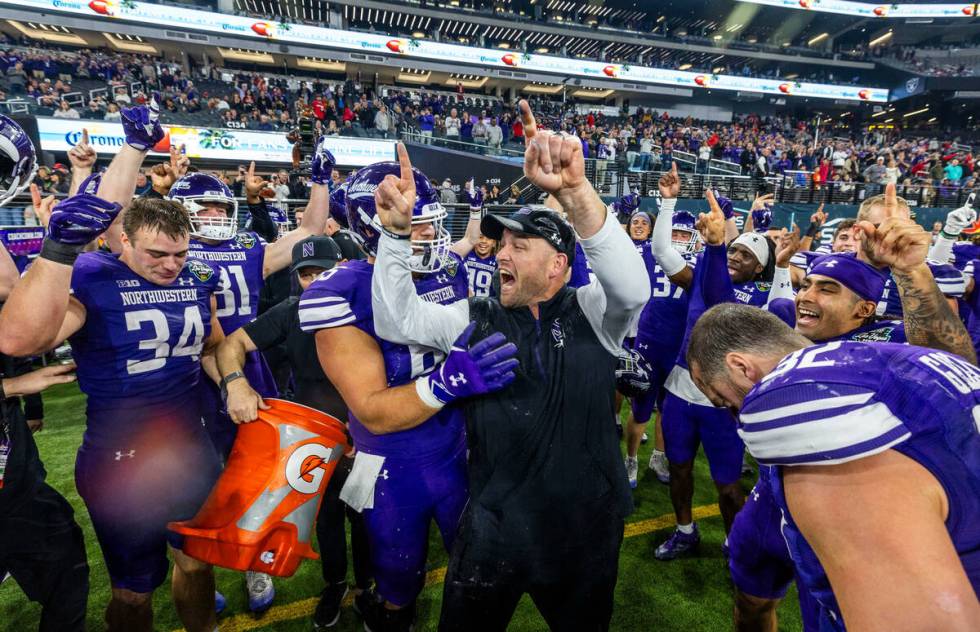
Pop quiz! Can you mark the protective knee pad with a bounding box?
[169,399,349,577]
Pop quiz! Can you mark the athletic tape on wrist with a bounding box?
[415,377,446,410]
[39,238,82,266]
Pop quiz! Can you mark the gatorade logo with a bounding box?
[284,443,333,494]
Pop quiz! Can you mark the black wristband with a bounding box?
[39,238,83,266]
[382,228,410,240]
[804,223,820,239]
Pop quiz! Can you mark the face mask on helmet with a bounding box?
[0,115,38,208]
[167,173,239,241]
[346,161,452,273]
[671,212,702,254]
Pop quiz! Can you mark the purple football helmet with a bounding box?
[346,161,450,272]
[671,211,702,254]
[0,115,37,208]
[329,180,349,229]
[167,173,239,241]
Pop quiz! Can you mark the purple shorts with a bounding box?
[76,401,221,593]
[661,392,743,484]
[727,474,794,599]
[363,437,468,607]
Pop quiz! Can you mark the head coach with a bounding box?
[369,100,650,631]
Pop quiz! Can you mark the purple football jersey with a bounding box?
[69,252,220,409]
[877,261,965,318]
[297,259,467,456]
[953,241,980,272]
[464,251,497,298]
[740,341,980,629]
[416,252,469,304]
[789,250,821,272]
[634,240,692,370]
[189,232,267,334]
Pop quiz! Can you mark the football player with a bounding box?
[297,156,515,632]
[650,166,792,561]
[0,188,224,632]
[623,209,700,487]
[724,197,976,632]
[461,182,498,298]
[166,144,332,613]
[687,304,980,632]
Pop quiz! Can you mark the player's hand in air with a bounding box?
[520,99,586,196]
[120,91,164,151]
[310,136,336,185]
[751,193,775,213]
[775,224,802,268]
[244,161,271,204]
[67,128,97,171]
[658,162,681,199]
[419,323,519,407]
[856,182,929,273]
[30,183,56,229]
[149,144,188,196]
[225,378,270,424]
[698,190,727,246]
[375,142,416,237]
[942,193,977,238]
[810,202,827,228]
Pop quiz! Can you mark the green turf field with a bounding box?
[0,384,805,631]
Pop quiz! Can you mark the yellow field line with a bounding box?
[182,503,720,632]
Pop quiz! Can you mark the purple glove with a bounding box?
[310,137,336,185]
[463,186,484,211]
[419,323,518,407]
[120,92,163,151]
[713,190,734,220]
[41,193,122,264]
[752,207,773,232]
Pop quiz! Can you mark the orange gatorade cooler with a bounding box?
[169,399,350,577]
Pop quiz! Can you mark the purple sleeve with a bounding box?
[297,262,370,333]
[695,243,735,309]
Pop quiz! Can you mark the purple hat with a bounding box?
[808,253,886,302]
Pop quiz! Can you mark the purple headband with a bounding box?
[808,253,886,302]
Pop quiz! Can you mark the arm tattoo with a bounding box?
[893,268,978,365]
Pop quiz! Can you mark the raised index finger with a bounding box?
[518,99,537,142]
[883,182,898,218]
[248,161,256,181]
[81,128,89,146]
[30,183,41,208]
[395,143,415,190]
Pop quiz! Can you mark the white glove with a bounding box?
[943,202,977,238]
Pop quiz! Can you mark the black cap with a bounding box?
[290,236,343,273]
[481,207,576,263]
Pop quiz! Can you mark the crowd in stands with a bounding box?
[884,45,979,78]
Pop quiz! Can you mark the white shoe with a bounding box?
[648,450,670,484]
[246,571,275,613]
[625,456,638,489]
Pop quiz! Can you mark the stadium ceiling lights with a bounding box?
[522,82,563,94]
[571,88,614,99]
[397,68,431,84]
[7,20,86,45]
[445,74,487,89]
[104,32,158,53]
[296,57,346,72]
[217,47,275,64]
